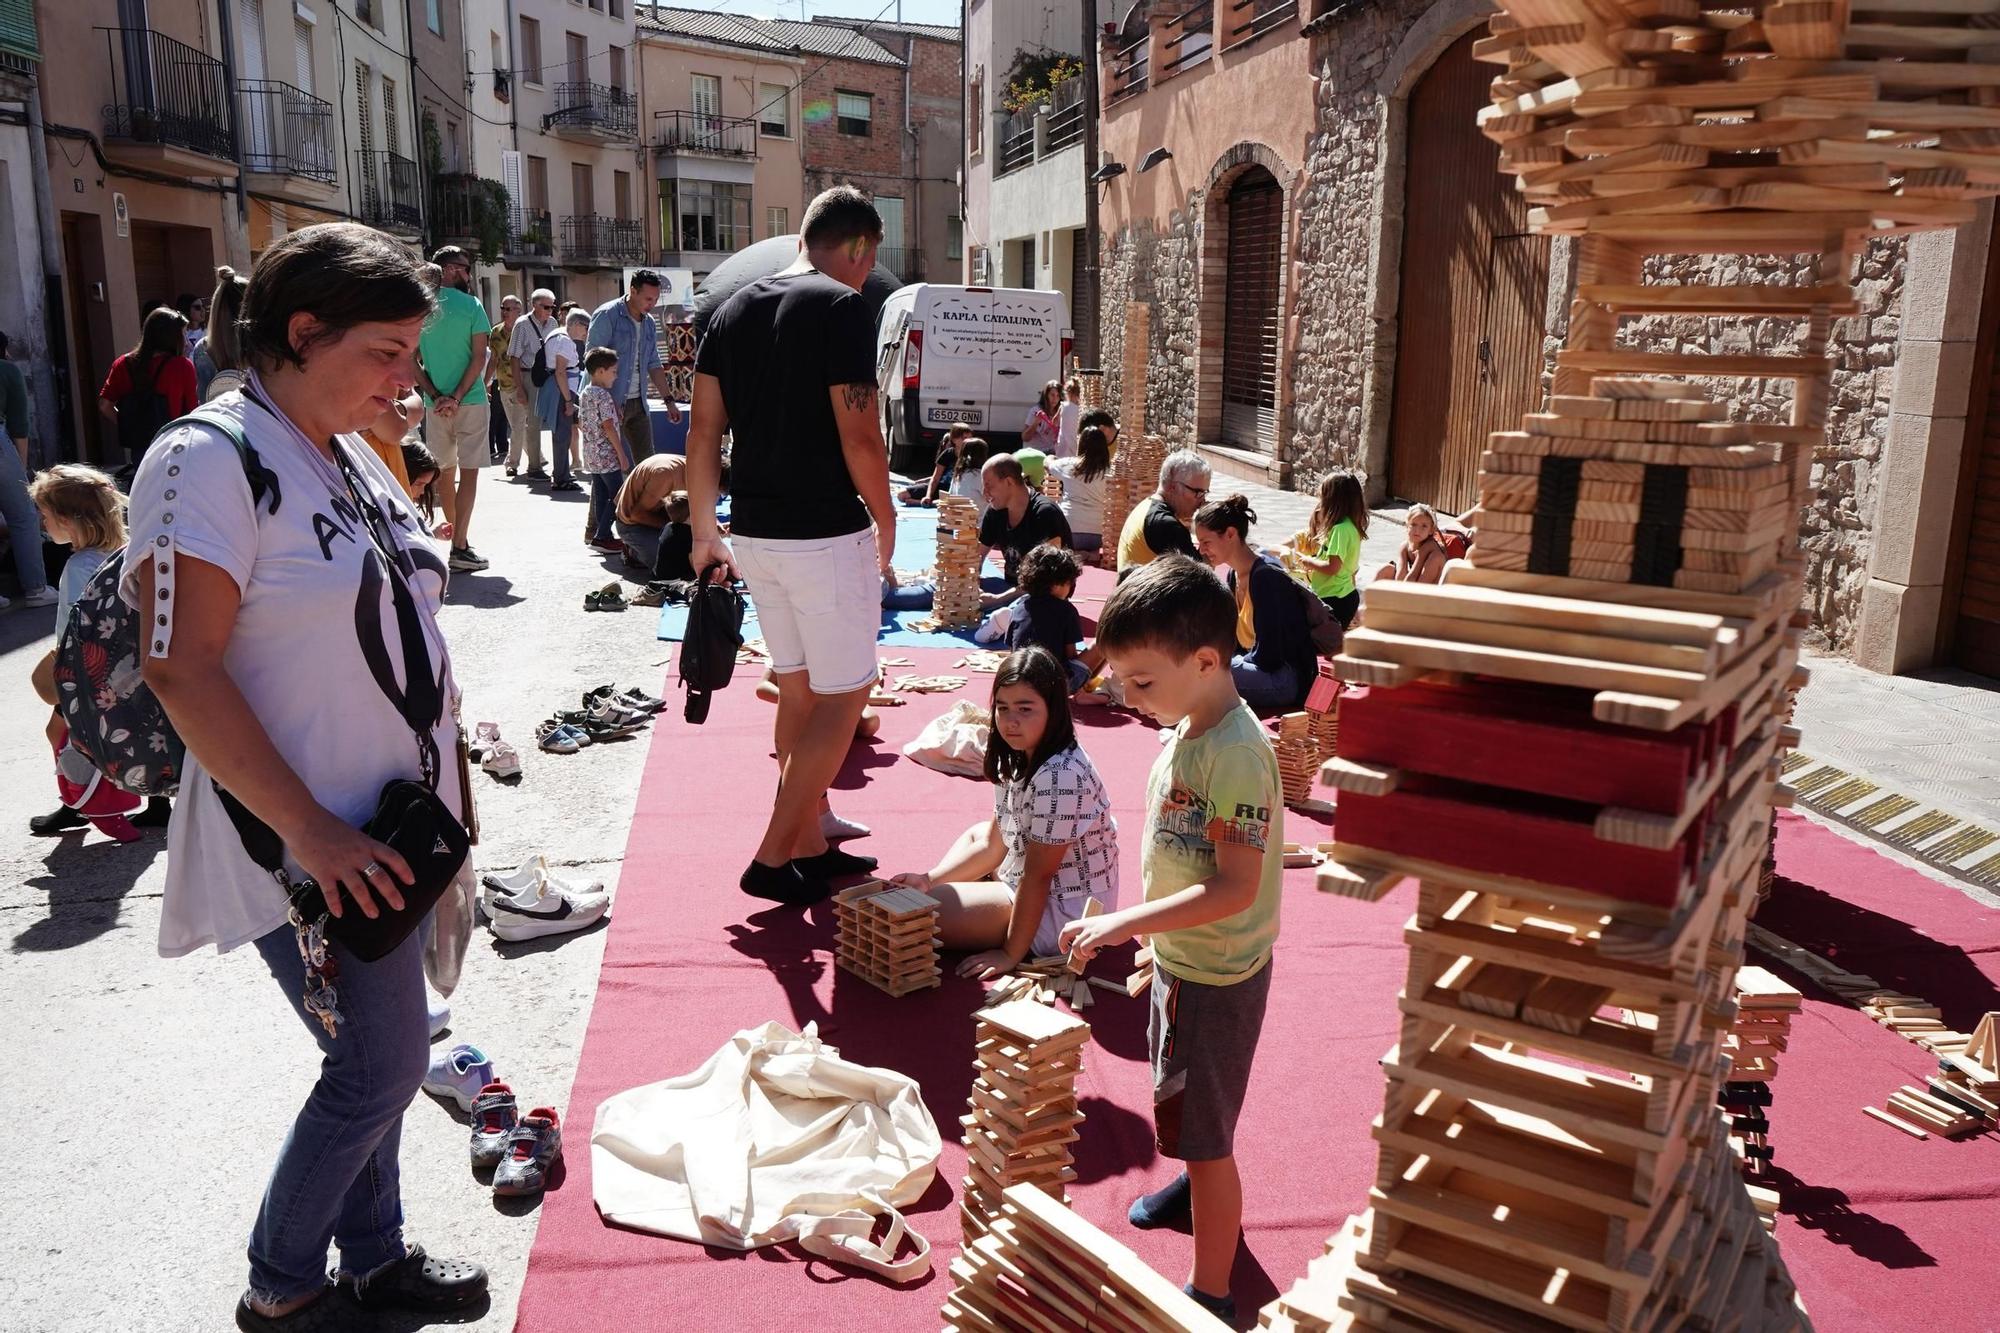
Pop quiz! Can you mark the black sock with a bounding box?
[796,847,878,878]
[1128,1172,1193,1229]
[740,860,831,906]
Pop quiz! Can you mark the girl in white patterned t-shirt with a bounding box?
[890,646,1118,979]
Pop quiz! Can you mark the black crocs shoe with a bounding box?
[233,1287,356,1332]
[342,1245,488,1314]
[28,806,87,835]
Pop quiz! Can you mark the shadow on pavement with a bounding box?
[12,834,165,952]
[446,574,527,610]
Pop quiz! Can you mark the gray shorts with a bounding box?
[1148,958,1272,1161]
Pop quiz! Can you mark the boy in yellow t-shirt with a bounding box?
[1062,554,1283,1327]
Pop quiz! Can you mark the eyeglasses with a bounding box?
[1181,483,1208,498]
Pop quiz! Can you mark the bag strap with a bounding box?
[793,1188,932,1284]
[159,407,284,517]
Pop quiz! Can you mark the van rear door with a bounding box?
[914,286,994,434]
[986,289,1066,439]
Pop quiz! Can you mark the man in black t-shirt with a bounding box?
[977,453,1073,602]
[686,186,895,909]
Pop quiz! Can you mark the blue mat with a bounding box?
[656,504,1000,645]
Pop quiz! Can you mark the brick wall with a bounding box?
[803,57,907,240]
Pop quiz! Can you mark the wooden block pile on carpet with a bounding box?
[831,882,941,997]
[1719,965,1801,1211]
[959,1000,1089,1247]
[933,496,984,629]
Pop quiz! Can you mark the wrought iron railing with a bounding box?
[654,110,757,158]
[1163,2,1216,75]
[98,26,236,160]
[430,172,500,244]
[1107,33,1150,106]
[353,150,422,231]
[997,105,1036,175]
[560,214,643,265]
[509,207,554,258]
[238,79,334,181]
[1046,77,1085,152]
[547,82,636,139]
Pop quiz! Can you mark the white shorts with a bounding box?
[731,528,880,695]
[432,399,491,469]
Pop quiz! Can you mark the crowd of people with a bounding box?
[0,178,1492,1330]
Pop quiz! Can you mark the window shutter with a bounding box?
[502,148,524,233]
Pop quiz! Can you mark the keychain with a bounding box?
[289,901,344,1038]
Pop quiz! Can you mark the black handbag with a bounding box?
[679,564,745,725]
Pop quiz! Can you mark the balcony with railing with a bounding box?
[354,150,422,235]
[238,79,335,195]
[545,82,637,142]
[1221,0,1298,52]
[507,208,555,262]
[996,77,1084,180]
[97,26,237,173]
[429,172,506,251]
[1106,31,1150,107]
[560,214,643,267]
[1161,2,1216,77]
[654,111,757,160]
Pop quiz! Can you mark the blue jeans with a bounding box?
[589,470,623,542]
[540,380,573,486]
[0,442,48,594]
[247,923,428,1302]
[1231,655,1299,716]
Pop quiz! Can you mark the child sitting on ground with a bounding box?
[576,346,631,553]
[655,490,695,582]
[1007,544,1104,695]
[26,465,164,839]
[892,645,1119,980]
[1061,554,1285,1326]
[1372,501,1463,586]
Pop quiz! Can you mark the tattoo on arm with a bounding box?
[840,381,877,412]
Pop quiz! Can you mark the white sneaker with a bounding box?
[422,1043,495,1111]
[820,810,871,842]
[20,587,57,608]
[427,994,451,1039]
[482,874,610,942]
[480,854,605,901]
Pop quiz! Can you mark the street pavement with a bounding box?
[3,457,1994,1329]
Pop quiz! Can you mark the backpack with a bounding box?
[115,354,174,460]
[679,567,746,724]
[529,317,554,388]
[54,409,282,795]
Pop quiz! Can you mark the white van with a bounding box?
[875,284,1072,475]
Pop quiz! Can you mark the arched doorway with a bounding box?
[1221,166,1282,453]
[1387,29,1550,513]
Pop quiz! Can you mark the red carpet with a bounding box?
[514,624,2000,1332]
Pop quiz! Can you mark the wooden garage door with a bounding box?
[1388,29,1550,515]
[1221,167,1282,452]
[1952,367,2000,676]
[130,224,174,314]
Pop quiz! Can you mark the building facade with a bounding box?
[786,18,917,282]
[1094,0,2000,678]
[634,9,805,281]
[0,1,57,467]
[962,1,1085,313]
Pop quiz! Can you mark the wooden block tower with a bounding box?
[831,882,941,996]
[959,999,1089,1246]
[1281,3,2000,1328]
[933,494,986,628]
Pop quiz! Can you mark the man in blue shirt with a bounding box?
[586,271,683,464]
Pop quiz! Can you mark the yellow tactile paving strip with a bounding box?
[1787,754,2000,891]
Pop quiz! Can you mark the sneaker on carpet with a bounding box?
[468,1082,519,1169]
[482,875,610,942]
[820,810,871,842]
[492,1108,563,1196]
[20,586,58,607]
[427,995,451,1039]
[422,1044,496,1112]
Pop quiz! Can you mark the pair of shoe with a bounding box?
[234,1246,489,1329]
[473,722,521,779]
[550,479,583,493]
[469,1083,563,1195]
[738,845,880,907]
[584,581,627,611]
[480,856,610,941]
[584,683,666,716]
[522,467,549,481]
[449,546,491,572]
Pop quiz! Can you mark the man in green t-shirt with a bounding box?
[415,247,493,573]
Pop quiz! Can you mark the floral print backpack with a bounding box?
[53,410,281,795]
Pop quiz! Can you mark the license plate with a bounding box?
[928,407,979,425]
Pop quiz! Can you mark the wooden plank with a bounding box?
[1360,580,1728,648]
[1862,1104,1931,1139]
[1577,281,1858,315]
[1760,94,2000,131]
[1340,627,1711,699]
[1570,73,1878,117]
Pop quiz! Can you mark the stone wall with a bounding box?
[1097,208,1201,439]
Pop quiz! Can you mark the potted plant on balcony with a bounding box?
[1002,53,1082,115]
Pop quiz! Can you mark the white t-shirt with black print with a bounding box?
[995,743,1119,956]
[120,375,464,957]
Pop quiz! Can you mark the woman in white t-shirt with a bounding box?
[122,224,487,1330]
[1046,424,1113,552]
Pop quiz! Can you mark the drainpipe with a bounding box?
[214,0,249,247]
[24,79,69,464]
[1080,0,1101,366]
[959,18,967,283]
[402,0,426,244]
[904,34,914,276]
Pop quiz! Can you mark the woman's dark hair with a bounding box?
[1193,493,1257,542]
[1097,554,1237,662]
[1039,380,1061,414]
[240,223,435,372]
[205,265,250,372]
[1080,407,1117,435]
[583,345,620,374]
[983,645,1079,786]
[1018,542,1083,597]
[128,307,188,373]
[1076,426,1112,483]
[958,436,989,472]
[1310,470,1369,544]
[402,439,440,517]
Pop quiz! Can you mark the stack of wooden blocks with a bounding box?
[831,881,941,997]
[959,1000,1090,1247]
[1121,303,1151,437]
[1077,368,1105,411]
[1307,664,1343,759]
[1718,965,1801,1201]
[1275,712,1320,809]
[1925,1011,2000,1132]
[946,1183,1228,1332]
[1252,0,2000,1318]
[933,495,986,628]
